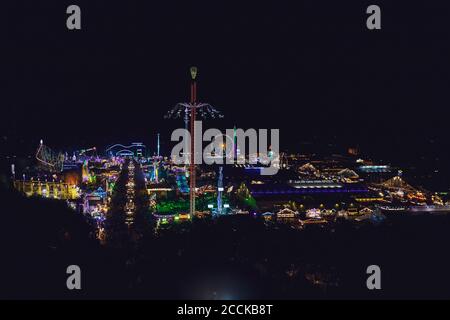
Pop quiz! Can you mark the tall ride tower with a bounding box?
[189,67,197,216]
[217,166,224,216]
[166,67,223,217]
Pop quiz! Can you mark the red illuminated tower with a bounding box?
[165,67,223,217]
[189,67,197,216]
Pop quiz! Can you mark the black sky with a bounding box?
[4,1,450,161]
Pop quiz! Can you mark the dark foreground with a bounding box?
[1,185,450,300]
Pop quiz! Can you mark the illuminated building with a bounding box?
[337,168,359,181]
[380,175,416,193]
[336,210,348,219]
[14,179,79,199]
[358,207,373,215]
[355,196,384,203]
[288,179,343,189]
[354,208,386,223]
[298,163,319,175]
[250,180,367,196]
[300,218,328,225]
[407,192,427,203]
[306,208,322,219]
[276,208,298,219]
[347,204,359,215]
[178,213,191,220]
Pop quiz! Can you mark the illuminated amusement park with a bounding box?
[12,68,450,233]
[4,0,450,304]
[2,67,450,299]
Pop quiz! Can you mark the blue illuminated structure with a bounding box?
[358,165,391,173]
[152,161,159,183]
[249,184,368,196]
[210,166,230,216]
[176,173,189,194]
[217,166,224,216]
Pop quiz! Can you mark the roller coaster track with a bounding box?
[35,141,65,172]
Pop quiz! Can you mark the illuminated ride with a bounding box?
[35,140,65,173]
[82,160,95,183]
[165,67,223,217]
[217,166,223,215]
[176,172,189,194]
[150,134,161,183]
[79,147,97,156]
[76,147,98,162]
[209,166,230,216]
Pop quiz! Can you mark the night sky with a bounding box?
[4,1,450,162]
